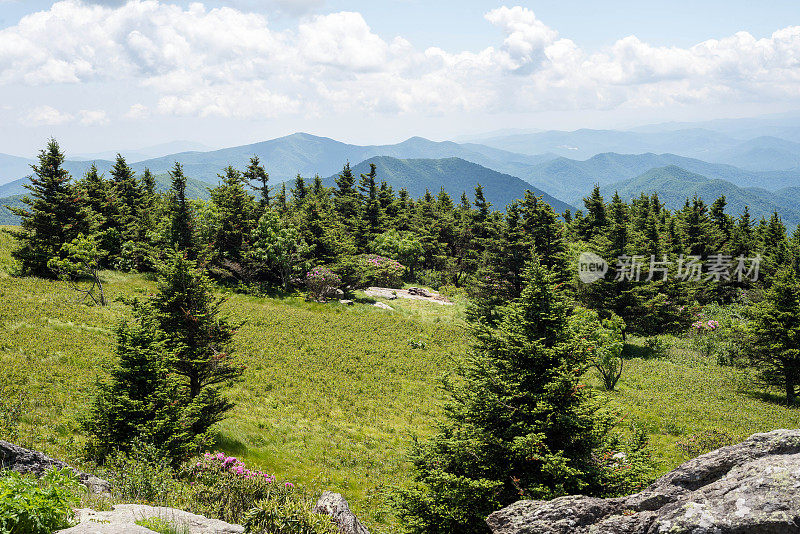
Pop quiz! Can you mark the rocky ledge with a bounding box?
[486,428,800,534]
[0,440,111,497]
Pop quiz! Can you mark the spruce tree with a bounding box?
[209,166,257,263]
[83,304,182,461]
[9,139,91,276]
[168,163,195,257]
[152,255,244,444]
[400,258,612,533]
[748,267,800,404]
[77,164,115,265]
[243,156,270,214]
[333,162,359,222]
[109,154,141,254]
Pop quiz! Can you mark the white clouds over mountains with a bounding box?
[2,1,800,126]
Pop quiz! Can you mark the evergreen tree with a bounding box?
[578,185,607,242]
[748,268,800,404]
[333,162,359,222]
[9,139,91,276]
[243,156,270,214]
[291,174,308,210]
[399,258,613,533]
[77,164,115,264]
[109,154,141,253]
[209,166,257,263]
[357,163,383,249]
[152,255,244,447]
[168,163,195,257]
[83,303,182,461]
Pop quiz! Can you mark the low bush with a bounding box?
[332,255,404,289]
[688,304,749,365]
[305,267,342,301]
[100,441,185,506]
[181,452,333,533]
[644,336,670,359]
[0,468,81,534]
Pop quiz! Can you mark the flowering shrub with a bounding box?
[183,452,291,523]
[305,267,342,301]
[688,304,748,365]
[331,255,405,289]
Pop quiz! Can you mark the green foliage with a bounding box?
[243,498,339,534]
[210,166,258,263]
[569,309,626,390]
[747,268,800,404]
[687,303,748,365]
[370,230,424,277]
[333,255,405,289]
[136,517,190,534]
[9,139,92,277]
[0,469,81,534]
[248,211,311,289]
[47,233,106,306]
[675,430,736,459]
[644,336,670,359]
[398,259,615,533]
[100,441,185,504]
[84,254,243,463]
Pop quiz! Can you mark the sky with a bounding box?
[1,0,800,157]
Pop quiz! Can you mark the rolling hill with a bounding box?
[517,152,800,205]
[325,156,573,212]
[600,166,800,226]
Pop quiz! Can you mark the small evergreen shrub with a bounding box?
[0,469,81,534]
[644,336,670,359]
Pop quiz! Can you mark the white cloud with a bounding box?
[3,2,800,121]
[124,103,149,119]
[79,109,110,126]
[25,105,73,126]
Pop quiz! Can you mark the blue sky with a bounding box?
[1,0,799,156]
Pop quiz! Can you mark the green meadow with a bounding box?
[1,226,798,532]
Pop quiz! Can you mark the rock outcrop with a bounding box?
[314,491,371,534]
[0,440,111,497]
[57,505,244,534]
[486,429,800,534]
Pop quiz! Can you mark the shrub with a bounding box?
[331,255,404,289]
[305,267,342,302]
[644,336,670,359]
[101,441,184,505]
[569,308,626,391]
[0,469,81,534]
[136,516,190,534]
[182,452,307,526]
[688,304,748,365]
[243,498,338,534]
[593,427,657,496]
[676,430,736,459]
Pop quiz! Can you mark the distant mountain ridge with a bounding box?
[324,156,572,212]
[601,165,800,226]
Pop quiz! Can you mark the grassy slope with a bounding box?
[1,227,799,530]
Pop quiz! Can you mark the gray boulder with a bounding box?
[486,429,800,534]
[313,491,370,534]
[373,302,393,310]
[57,504,244,534]
[0,440,111,497]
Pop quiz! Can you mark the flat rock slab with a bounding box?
[58,504,243,534]
[364,287,453,305]
[487,429,800,534]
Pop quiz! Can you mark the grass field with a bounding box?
[1,226,799,532]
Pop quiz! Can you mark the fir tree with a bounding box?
[209,166,257,263]
[9,139,91,276]
[243,156,270,214]
[109,154,141,253]
[333,162,359,222]
[152,255,244,447]
[748,267,800,404]
[168,163,195,258]
[399,258,613,533]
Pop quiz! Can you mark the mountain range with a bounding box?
[2,112,800,227]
